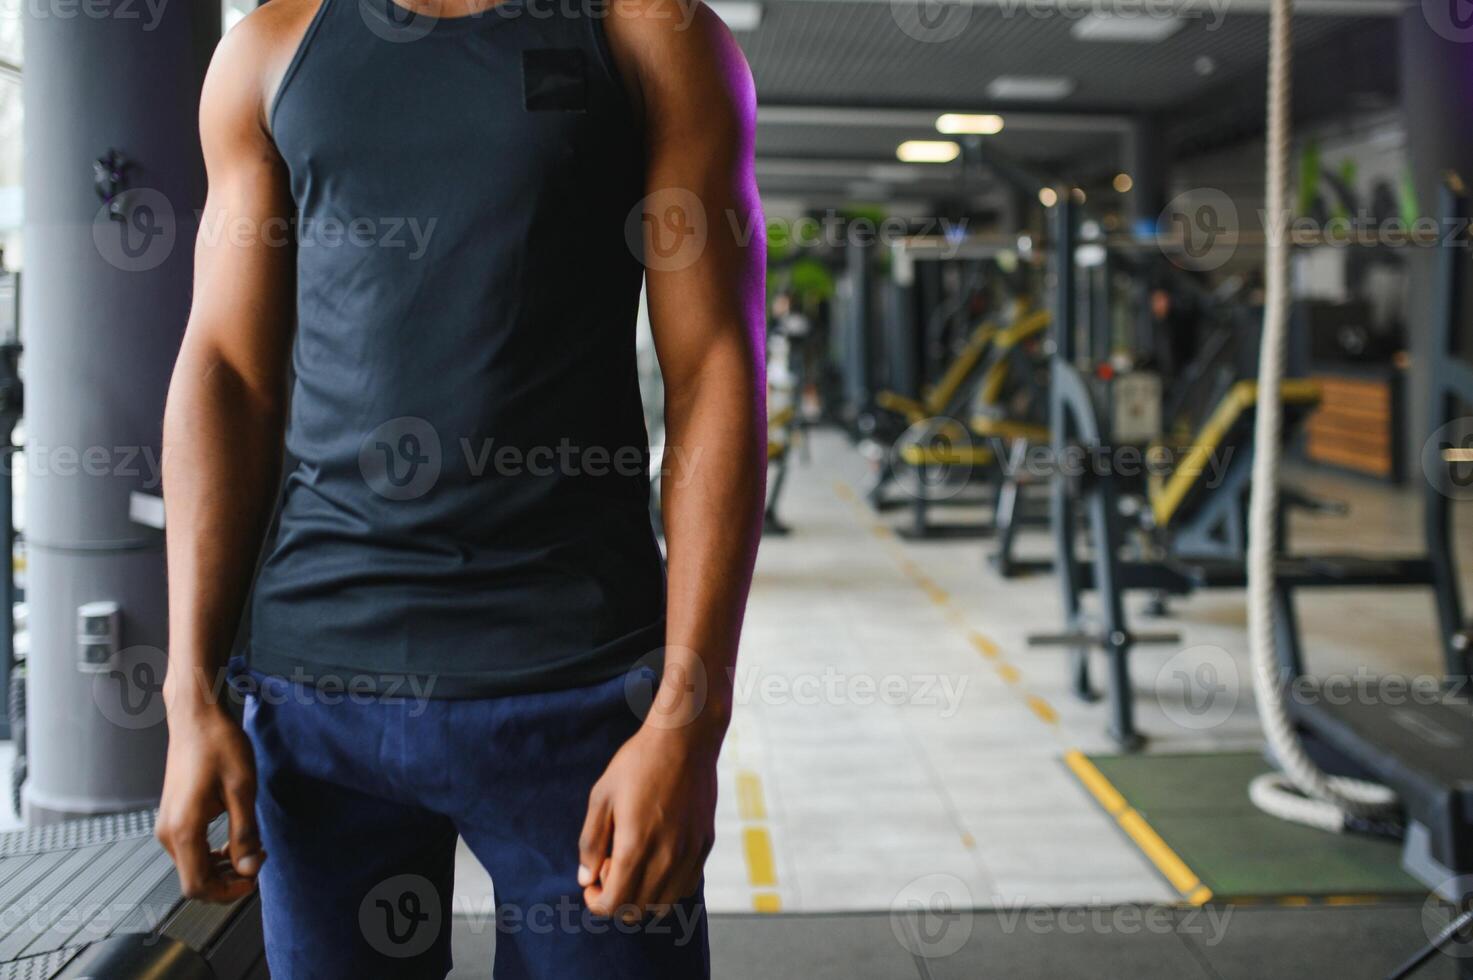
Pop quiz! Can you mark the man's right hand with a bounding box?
[155,0,300,907]
[155,702,265,903]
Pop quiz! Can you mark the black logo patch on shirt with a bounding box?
[522,49,588,113]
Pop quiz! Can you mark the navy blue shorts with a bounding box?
[239,668,709,979]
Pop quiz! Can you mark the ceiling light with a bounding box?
[897,140,961,164]
[1071,13,1184,42]
[936,113,1005,136]
[1113,173,1134,193]
[1194,55,1219,76]
[1038,187,1059,208]
[1071,187,1087,204]
[986,76,1076,102]
[1076,243,1107,267]
[707,1,763,31]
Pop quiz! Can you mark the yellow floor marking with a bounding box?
[1325,895,1382,906]
[752,893,783,913]
[969,632,999,659]
[857,483,1079,781]
[1188,886,1214,907]
[742,828,778,887]
[1223,894,1403,908]
[923,583,950,606]
[961,833,976,849]
[1063,751,1127,816]
[735,770,767,822]
[1026,696,1059,725]
[1116,809,1209,900]
[833,481,856,501]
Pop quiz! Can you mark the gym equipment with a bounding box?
[872,315,1005,440]
[1243,1,1473,963]
[1028,198,1439,750]
[0,811,264,979]
[987,240,1255,579]
[765,320,804,536]
[834,234,885,435]
[869,306,1051,539]
[765,408,798,536]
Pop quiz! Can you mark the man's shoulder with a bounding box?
[603,0,739,58]
[602,0,752,120]
[232,0,326,45]
[206,0,327,138]
[218,0,325,74]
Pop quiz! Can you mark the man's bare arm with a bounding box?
[579,0,766,918]
[156,5,307,903]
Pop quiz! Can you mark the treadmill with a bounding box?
[1284,181,1473,978]
[0,811,263,980]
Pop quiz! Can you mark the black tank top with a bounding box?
[249,0,664,696]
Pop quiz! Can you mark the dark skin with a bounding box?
[157,0,766,921]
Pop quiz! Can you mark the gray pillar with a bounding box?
[1400,10,1473,457]
[21,1,218,822]
[1126,114,1167,239]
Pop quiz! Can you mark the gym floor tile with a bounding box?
[986,874,1177,907]
[709,913,925,980]
[1182,902,1458,980]
[920,907,1216,980]
[1153,812,1418,897]
[1089,752,1276,816]
[1085,752,1419,898]
[451,904,1460,979]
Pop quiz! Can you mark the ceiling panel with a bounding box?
[734,2,1381,110]
[731,1,1399,197]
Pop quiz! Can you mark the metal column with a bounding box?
[21,1,219,821]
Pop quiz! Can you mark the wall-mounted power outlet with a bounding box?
[77,601,121,673]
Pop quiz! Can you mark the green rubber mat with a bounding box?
[1085,752,1422,900]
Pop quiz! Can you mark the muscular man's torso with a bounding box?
[244,0,666,695]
